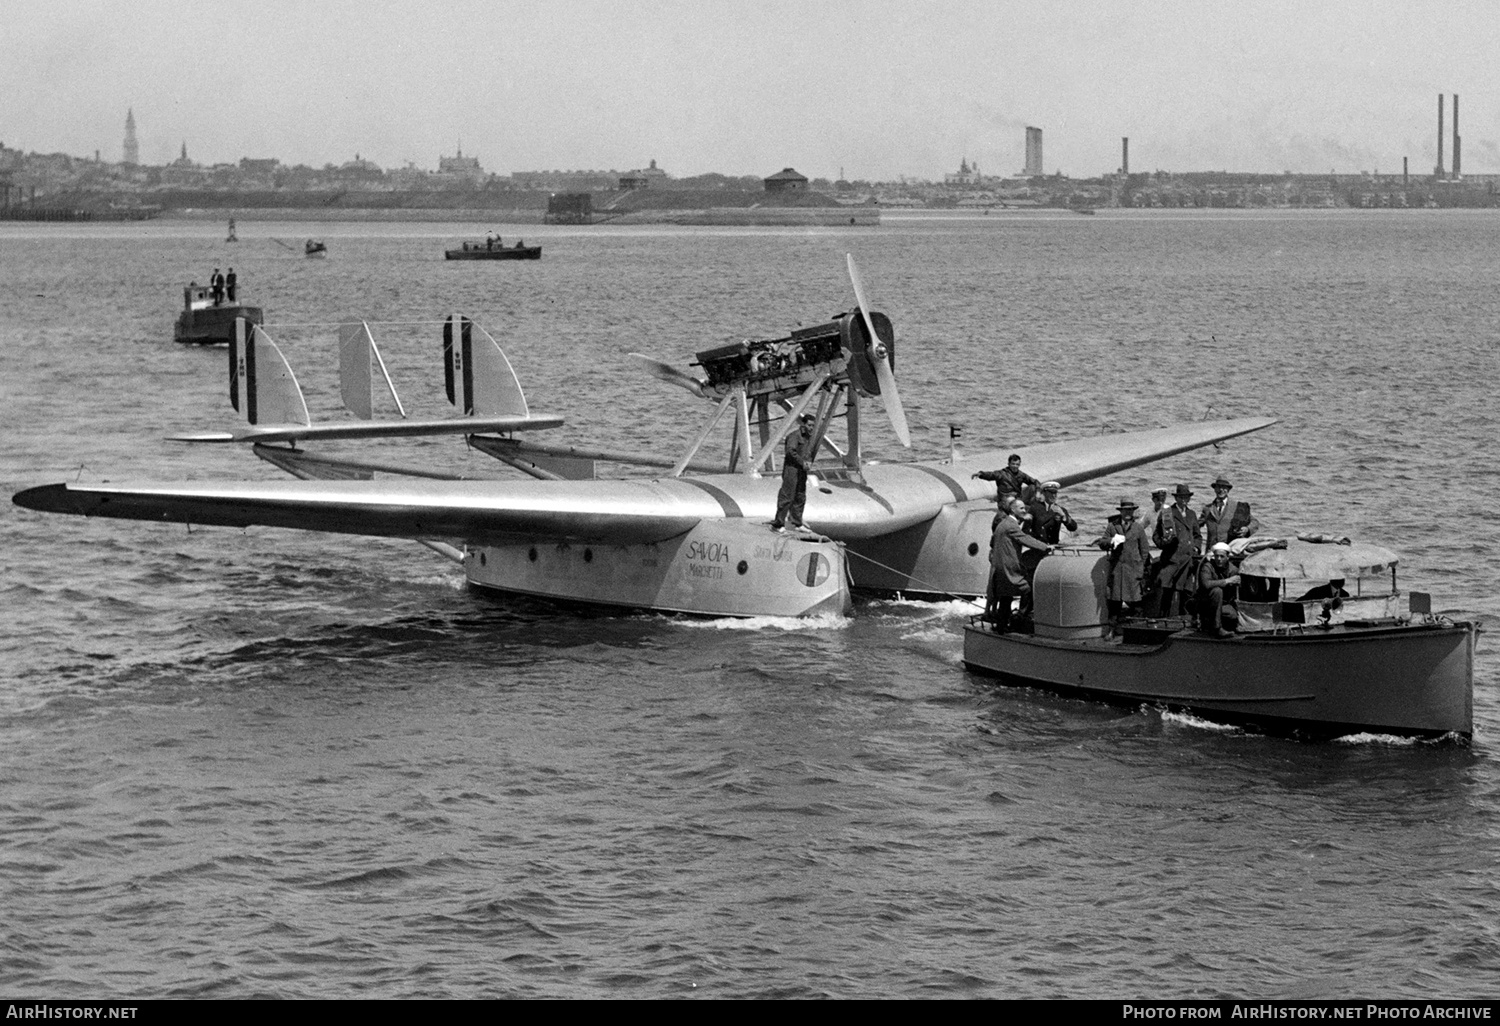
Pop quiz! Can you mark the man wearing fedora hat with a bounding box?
[1200,475,1260,549]
[1094,497,1152,623]
[1152,483,1201,616]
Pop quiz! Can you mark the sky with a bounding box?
[4,0,1498,180]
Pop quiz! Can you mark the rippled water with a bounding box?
[2,211,1498,998]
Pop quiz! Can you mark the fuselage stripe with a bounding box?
[676,479,744,518]
[909,464,969,503]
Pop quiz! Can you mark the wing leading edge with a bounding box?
[15,416,1278,546]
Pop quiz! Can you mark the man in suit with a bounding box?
[1200,475,1261,548]
[1153,483,1201,616]
[1095,497,1153,623]
[988,498,1052,632]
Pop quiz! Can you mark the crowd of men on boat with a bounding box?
[974,455,1259,638]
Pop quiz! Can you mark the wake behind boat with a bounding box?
[963,542,1477,740]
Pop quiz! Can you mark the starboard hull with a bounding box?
[463,519,850,618]
[963,620,1476,739]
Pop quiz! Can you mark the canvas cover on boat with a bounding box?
[1238,540,1400,580]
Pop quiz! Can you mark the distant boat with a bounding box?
[445,239,541,261]
[305,239,327,258]
[173,283,263,345]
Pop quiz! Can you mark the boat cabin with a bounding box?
[1032,539,1410,639]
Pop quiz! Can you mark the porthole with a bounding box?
[584,548,594,563]
[528,547,538,562]
[479,551,487,566]
[968,542,979,556]
[737,560,748,575]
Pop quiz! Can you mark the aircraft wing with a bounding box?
[169,414,565,444]
[16,416,1279,547]
[1008,416,1280,487]
[12,478,713,545]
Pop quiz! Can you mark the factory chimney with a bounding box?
[1436,94,1445,177]
[1122,137,1129,175]
[1453,94,1461,178]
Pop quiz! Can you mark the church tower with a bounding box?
[123,109,139,165]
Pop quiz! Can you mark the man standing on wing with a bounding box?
[770,414,817,533]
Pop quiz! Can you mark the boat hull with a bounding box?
[173,304,264,345]
[445,246,541,261]
[962,620,1476,739]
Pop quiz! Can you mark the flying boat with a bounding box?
[14,257,1276,618]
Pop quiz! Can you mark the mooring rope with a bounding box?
[842,547,984,609]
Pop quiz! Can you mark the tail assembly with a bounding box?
[228,318,310,428]
[339,321,406,420]
[444,315,529,418]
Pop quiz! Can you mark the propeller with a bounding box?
[846,253,911,447]
[628,353,706,397]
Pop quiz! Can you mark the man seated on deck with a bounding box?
[1197,543,1242,638]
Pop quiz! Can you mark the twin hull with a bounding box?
[460,497,1001,616]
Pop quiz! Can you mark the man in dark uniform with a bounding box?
[225,268,237,303]
[1197,542,1241,637]
[1020,480,1076,586]
[972,453,1041,507]
[1200,475,1260,548]
[1153,483,1201,616]
[770,414,816,532]
[210,267,223,305]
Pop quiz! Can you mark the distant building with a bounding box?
[1024,127,1043,177]
[945,157,981,186]
[619,158,669,190]
[238,157,278,174]
[764,167,808,193]
[123,109,139,166]
[436,145,488,186]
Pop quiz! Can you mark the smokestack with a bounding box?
[1404,156,1409,185]
[1437,94,1445,177]
[1122,137,1129,175]
[1453,94,1461,178]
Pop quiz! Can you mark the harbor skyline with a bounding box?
[5,0,1500,182]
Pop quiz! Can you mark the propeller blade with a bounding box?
[846,254,911,447]
[628,353,705,397]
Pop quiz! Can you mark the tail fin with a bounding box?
[228,318,310,427]
[443,315,529,418]
[339,321,406,420]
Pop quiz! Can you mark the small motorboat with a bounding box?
[305,239,327,258]
[963,541,1477,740]
[445,239,541,260]
[173,283,263,345]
